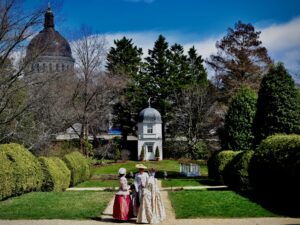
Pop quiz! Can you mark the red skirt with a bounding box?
[113,194,133,221]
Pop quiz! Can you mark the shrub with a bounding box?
[0,143,43,200]
[253,63,300,145]
[121,149,131,161]
[208,150,240,183]
[39,157,71,192]
[140,146,145,161]
[223,150,254,191]
[155,146,160,159]
[221,87,257,150]
[192,141,209,159]
[63,151,90,186]
[249,134,300,199]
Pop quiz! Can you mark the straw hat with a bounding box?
[135,164,147,169]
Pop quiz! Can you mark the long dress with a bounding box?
[137,176,166,224]
[113,176,133,221]
[132,172,149,217]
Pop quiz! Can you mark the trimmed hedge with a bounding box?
[223,150,254,191]
[63,151,90,186]
[208,150,240,183]
[0,143,43,200]
[249,134,300,198]
[39,157,71,192]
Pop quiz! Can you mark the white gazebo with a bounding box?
[137,101,163,161]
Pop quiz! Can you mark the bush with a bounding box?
[140,146,145,161]
[253,63,300,145]
[0,143,43,200]
[63,151,90,186]
[223,150,254,191]
[191,141,209,159]
[39,157,71,192]
[221,87,257,150]
[155,146,160,159]
[249,134,300,199]
[208,150,240,183]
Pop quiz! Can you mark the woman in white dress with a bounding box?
[137,168,166,224]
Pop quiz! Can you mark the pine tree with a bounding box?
[207,21,271,101]
[106,37,143,147]
[253,63,300,145]
[221,87,257,150]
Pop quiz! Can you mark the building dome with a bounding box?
[26,5,74,74]
[138,106,162,123]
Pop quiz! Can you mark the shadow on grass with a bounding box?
[233,189,300,218]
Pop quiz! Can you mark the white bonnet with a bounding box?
[118,168,126,175]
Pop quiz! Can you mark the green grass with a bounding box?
[162,177,219,187]
[0,191,113,219]
[169,190,278,218]
[92,160,180,177]
[76,180,119,187]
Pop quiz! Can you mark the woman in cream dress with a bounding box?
[137,168,166,224]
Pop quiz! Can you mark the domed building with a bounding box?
[26,5,74,74]
[137,104,163,160]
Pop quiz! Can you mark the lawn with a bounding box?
[168,190,278,218]
[162,177,219,187]
[92,160,181,177]
[76,180,119,187]
[0,191,113,219]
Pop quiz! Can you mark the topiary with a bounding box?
[0,143,43,200]
[208,150,240,183]
[253,63,300,145]
[140,146,145,161]
[63,151,90,186]
[39,157,71,192]
[155,146,160,160]
[223,150,254,191]
[249,134,300,199]
[192,141,209,159]
[222,87,257,150]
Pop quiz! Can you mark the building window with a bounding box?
[56,64,59,72]
[147,145,153,153]
[66,65,69,70]
[49,63,52,72]
[43,63,46,72]
[62,64,65,71]
[36,63,39,72]
[147,125,153,134]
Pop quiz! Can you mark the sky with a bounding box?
[25,0,300,80]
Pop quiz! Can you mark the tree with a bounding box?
[69,27,125,155]
[106,37,143,147]
[253,63,300,145]
[0,0,44,144]
[207,21,272,101]
[221,87,257,150]
[169,47,220,158]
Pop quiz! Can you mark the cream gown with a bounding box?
[137,176,166,224]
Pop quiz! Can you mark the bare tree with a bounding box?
[69,27,126,154]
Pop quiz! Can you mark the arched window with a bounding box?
[36,63,40,72]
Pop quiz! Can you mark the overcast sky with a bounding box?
[25,0,300,81]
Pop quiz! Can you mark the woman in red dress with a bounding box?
[113,168,133,221]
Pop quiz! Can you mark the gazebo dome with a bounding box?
[27,6,72,58]
[138,106,162,123]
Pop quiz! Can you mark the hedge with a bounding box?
[0,143,43,200]
[223,150,254,191]
[39,157,71,192]
[249,134,300,198]
[208,150,240,183]
[63,151,90,186]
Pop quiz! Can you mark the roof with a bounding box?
[138,106,162,124]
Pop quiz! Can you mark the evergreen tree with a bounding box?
[207,21,271,101]
[106,37,143,77]
[187,46,207,85]
[106,37,143,147]
[221,87,257,150]
[253,63,300,145]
